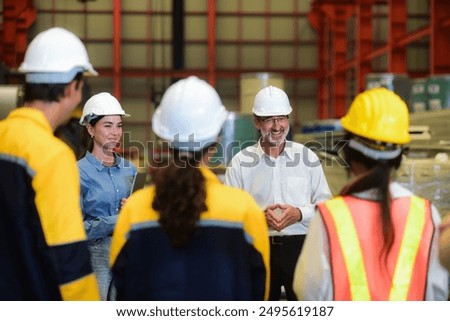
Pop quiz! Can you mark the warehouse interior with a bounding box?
[1,0,450,217]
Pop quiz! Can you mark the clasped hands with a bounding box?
[264,203,302,231]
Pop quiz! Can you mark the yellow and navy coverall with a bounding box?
[0,108,100,300]
[110,167,270,300]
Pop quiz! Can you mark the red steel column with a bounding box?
[309,5,328,119]
[2,0,36,68]
[388,0,407,73]
[356,0,374,94]
[207,0,216,86]
[430,0,450,74]
[322,4,354,118]
[264,0,270,69]
[113,0,122,99]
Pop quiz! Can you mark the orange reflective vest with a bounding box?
[318,195,433,300]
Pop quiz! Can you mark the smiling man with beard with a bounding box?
[225,85,332,301]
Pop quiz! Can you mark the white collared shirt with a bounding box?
[225,140,332,236]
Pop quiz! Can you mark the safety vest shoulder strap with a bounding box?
[319,197,371,300]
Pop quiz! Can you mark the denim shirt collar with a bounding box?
[85,150,122,171]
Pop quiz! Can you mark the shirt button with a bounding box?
[116,189,119,192]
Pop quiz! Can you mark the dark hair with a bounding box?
[340,133,402,263]
[152,145,214,247]
[23,72,83,103]
[85,115,105,152]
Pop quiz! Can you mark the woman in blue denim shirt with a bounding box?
[78,92,137,300]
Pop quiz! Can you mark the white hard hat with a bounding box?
[252,86,292,116]
[152,76,228,151]
[80,92,130,126]
[19,27,98,83]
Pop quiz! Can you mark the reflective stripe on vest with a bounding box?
[319,195,433,301]
[323,197,371,300]
[389,196,426,300]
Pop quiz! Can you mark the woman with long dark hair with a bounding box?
[110,76,270,300]
[293,87,448,300]
[78,92,136,300]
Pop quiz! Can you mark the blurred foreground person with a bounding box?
[78,92,136,300]
[0,27,100,300]
[293,88,448,301]
[110,76,270,300]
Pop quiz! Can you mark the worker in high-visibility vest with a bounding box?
[293,87,449,301]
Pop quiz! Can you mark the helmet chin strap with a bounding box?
[85,114,100,125]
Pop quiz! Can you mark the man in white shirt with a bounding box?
[225,86,332,300]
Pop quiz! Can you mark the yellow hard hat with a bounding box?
[341,87,410,144]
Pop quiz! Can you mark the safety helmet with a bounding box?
[79,92,130,126]
[152,76,228,151]
[252,86,292,116]
[19,27,97,84]
[341,87,410,145]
